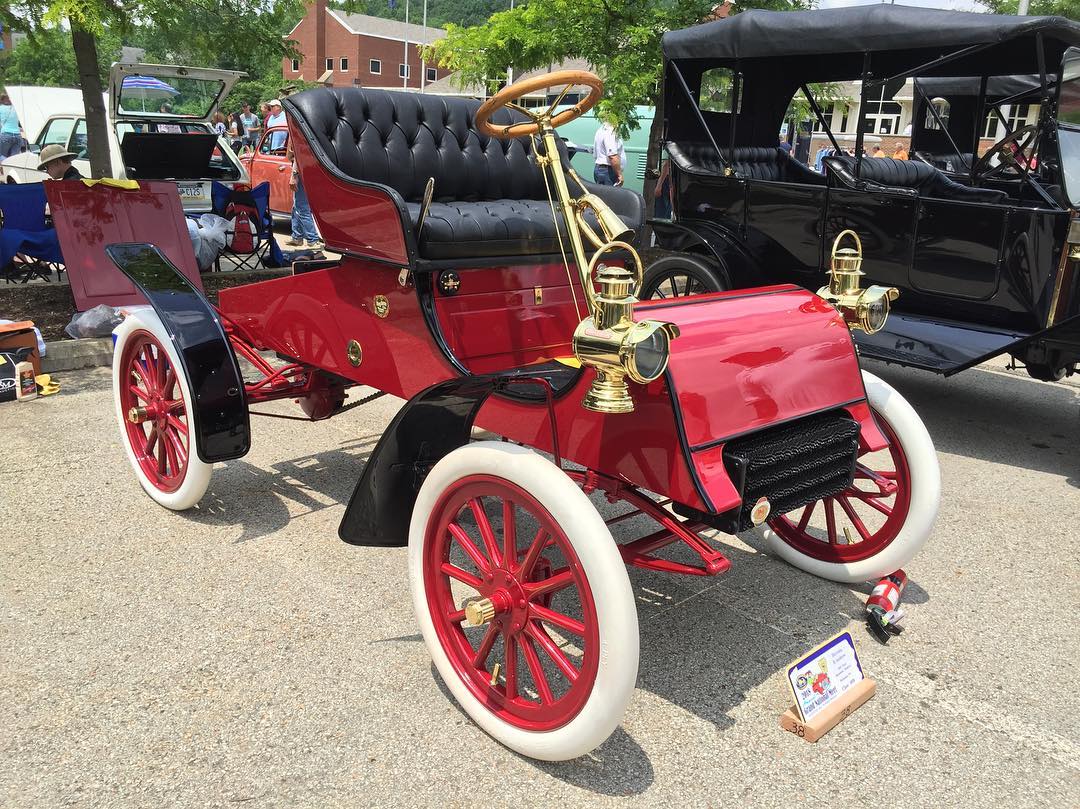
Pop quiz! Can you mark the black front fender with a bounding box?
[338,372,553,547]
[107,243,250,462]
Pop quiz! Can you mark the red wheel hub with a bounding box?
[118,331,191,493]
[767,412,912,563]
[424,476,600,732]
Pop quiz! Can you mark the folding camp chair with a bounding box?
[0,184,65,284]
[210,181,283,272]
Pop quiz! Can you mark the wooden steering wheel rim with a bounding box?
[973,124,1038,178]
[475,70,605,139]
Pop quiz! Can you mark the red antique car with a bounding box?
[240,125,293,216]
[88,71,939,760]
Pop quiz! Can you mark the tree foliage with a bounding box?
[0,26,121,87]
[981,0,1080,17]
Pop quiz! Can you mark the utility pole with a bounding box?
[1018,0,1030,13]
[421,0,428,92]
[403,0,410,90]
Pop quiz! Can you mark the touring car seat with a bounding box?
[828,155,1008,204]
[666,142,826,185]
[284,88,645,261]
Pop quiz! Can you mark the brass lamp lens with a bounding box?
[631,329,669,383]
[865,297,889,333]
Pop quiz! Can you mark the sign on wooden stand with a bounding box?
[780,631,876,742]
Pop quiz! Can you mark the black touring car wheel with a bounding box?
[640,253,727,300]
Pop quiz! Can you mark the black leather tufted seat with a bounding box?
[829,155,1008,204]
[285,87,645,260]
[667,142,825,185]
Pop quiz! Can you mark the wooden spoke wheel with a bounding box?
[764,372,940,583]
[113,311,212,510]
[409,442,638,761]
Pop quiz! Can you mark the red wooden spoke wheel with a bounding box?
[768,416,910,564]
[764,372,940,583]
[112,312,213,510]
[118,330,191,494]
[409,442,638,761]
[424,476,601,731]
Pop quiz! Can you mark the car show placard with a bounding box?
[780,631,876,742]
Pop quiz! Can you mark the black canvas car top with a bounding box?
[914,74,1048,99]
[662,5,1080,61]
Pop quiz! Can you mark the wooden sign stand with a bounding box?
[780,678,876,742]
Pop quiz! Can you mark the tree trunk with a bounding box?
[639,80,667,247]
[71,25,111,178]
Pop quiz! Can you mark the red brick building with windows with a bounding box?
[283,0,450,90]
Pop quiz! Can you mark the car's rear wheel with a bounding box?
[641,253,727,300]
[113,310,212,510]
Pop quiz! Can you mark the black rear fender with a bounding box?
[107,243,250,462]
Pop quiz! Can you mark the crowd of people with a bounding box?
[211,99,287,155]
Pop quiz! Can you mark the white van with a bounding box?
[2,63,249,212]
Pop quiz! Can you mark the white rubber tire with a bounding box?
[408,441,639,761]
[763,371,940,583]
[112,307,213,510]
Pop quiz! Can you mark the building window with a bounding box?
[860,85,902,136]
[814,103,834,133]
[399,64,411,79]
[291,59,299,72]
[369,59,381,74]
[982,103,1039,140]
[325,58,333,72]
[426,67,437,83]
[924,97,950,131]
[340,58,349,72]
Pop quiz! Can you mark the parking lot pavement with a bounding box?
[0,358,1077,808]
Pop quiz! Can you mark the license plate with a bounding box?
[178,183,206,202]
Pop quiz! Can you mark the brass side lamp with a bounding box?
[817,230,899,335]
[572,246,681,413]
[473,71,679,413]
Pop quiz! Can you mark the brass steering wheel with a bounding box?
[475,70,605,139]
[973,124,1039,179]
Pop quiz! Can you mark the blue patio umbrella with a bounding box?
[121,75,180,112]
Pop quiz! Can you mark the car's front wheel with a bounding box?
[763,371,940,583]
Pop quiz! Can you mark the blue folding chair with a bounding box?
[210,180,283,271]
[0,183,65,284]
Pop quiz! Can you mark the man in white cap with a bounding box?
[37,144,82,180]
[266,99,287,151]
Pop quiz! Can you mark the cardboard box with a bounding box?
[0,320,41,376]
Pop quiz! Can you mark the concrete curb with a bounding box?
[42,337,112,373]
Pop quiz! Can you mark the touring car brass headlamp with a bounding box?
[817,229,899,335]
[572,253,680,414]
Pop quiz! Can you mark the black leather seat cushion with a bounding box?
[667,142,825,185]
[831,155,1008,204]
[286,87,645,259]
[404,198,641,260]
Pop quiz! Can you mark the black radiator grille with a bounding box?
[722,411,860,533]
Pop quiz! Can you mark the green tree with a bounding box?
[0,26,122,89]
[982,0,1080,17]
[6,0,300,177]
[424,0,812,211]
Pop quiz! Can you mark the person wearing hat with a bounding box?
[267,99,287,151]
[37,144,82,180]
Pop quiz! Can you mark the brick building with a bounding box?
[283,0,450,90]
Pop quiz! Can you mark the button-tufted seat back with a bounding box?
[286,86,645,260]
[667,142,825,185]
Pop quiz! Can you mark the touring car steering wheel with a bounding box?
[973,125,1039,180]
[475,70,605,139]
